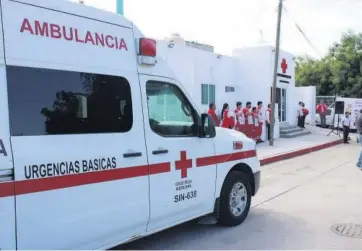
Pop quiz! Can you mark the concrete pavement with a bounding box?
[118,142,362,250]
[257,125,342,161]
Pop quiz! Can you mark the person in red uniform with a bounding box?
[242,102,252,138]
[251,107,260,141]
[207,102,219,126]
[255,101,264,143]
[316,100,328,128]
[265,104,272,141]
[301,103,309,128]
[220,103,235,129]
[234,101,245,133]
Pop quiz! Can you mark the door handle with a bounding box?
[123,152,142,158]
[0,169,13,182]
[152,149,169,155]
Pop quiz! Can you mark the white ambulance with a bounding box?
[0,0,261,249]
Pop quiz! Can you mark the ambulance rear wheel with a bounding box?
[218,171,251,226]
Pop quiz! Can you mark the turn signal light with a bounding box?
[233,141,243,150]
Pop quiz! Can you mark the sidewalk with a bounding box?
[257,125,343,166]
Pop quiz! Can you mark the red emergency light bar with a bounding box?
[139,38,156,57]
[138,38,157,65]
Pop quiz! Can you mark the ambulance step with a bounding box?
[279,125,298,130]
[280,130,311,138]
[280,127,303,134]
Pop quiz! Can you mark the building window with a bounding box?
[146,81,197,137]
[225,86,235,92]
[201,84,215,105]
[7,66,133,136]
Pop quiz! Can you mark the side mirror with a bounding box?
[200,113,216,138]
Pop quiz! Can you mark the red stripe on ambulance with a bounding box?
[0,150,256,198]
[15,164,150,196]
[196,150,256,167]
[0,182,14,198]
[149,162,171,175]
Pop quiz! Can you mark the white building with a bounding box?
[158,35,304,130]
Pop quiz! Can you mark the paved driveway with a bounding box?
[117,143,362,250]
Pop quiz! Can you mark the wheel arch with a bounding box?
[213,162,256,217]
[228,163,256,195]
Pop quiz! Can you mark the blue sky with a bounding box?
[75,0,362,58]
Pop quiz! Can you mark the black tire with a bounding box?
[218,171,252,227]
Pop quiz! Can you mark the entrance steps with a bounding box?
[280,124,311,138]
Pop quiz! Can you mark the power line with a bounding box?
[282,6,323,58]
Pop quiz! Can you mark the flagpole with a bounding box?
[269,0,283,146]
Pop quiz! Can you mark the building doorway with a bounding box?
[271,87,287,122]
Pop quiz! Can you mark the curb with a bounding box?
[260,139,344,166]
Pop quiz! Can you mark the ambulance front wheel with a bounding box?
[218,171,251,227]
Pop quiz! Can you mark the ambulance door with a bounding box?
[6,67,149,249]
[0,64,16,250]
[0,4,16,247]
[140,75,217,231]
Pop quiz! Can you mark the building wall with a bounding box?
[156,42,297,132]
[232,46,272,108]
[157,41,240,114]
[233,46,297,126]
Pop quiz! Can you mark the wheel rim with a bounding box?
[229,182,247,217]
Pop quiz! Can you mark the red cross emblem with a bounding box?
[175,151,192,178]
[281,58,288,73]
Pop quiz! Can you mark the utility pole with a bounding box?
[269,0,283,146]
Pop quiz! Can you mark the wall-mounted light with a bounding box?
[168,43,175,48]
[217,54,222,59]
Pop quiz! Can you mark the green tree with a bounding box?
[295,31,362,98]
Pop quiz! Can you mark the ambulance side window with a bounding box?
[7,66,133,136]
[146,81,198,137]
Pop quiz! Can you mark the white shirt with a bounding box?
[297,106,303,117]
[266,109,271,123]
[342,117,351,127]
[258,107,265,122]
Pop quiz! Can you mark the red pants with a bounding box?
[235,124,245,133]
[243,124,253,138]
[255,122,263,139]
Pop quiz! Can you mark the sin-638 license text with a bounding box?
[174,190,197,203]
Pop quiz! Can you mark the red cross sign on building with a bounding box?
[175,151,192,178]
[281,58,288,73]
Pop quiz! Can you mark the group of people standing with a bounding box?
[207,101,272,143]
[297,101,309,128]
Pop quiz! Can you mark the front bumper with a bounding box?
[253,171,261,195]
